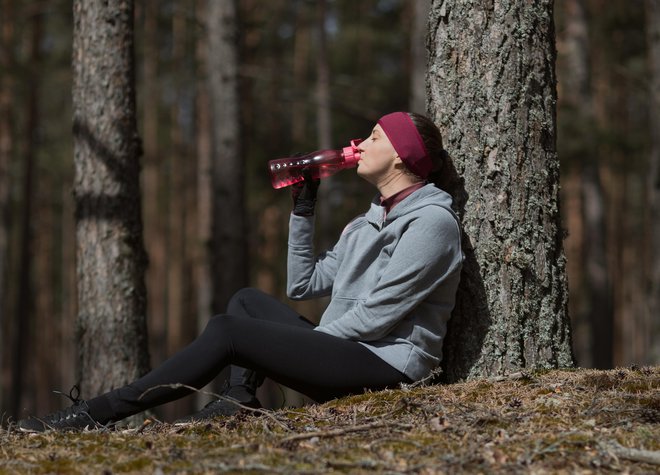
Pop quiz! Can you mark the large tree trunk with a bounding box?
[645,0,660,363]
[207,0,247,315]
[72,0,150,400]
[427,0,574,381]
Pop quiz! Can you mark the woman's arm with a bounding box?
[286,213,342,299]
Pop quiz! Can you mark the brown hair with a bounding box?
[407,112,457,194]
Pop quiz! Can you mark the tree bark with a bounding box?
[207,0,247,315]
[427,0,574,381]
[72,0,150,400]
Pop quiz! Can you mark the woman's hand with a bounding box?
[291,169,320,216]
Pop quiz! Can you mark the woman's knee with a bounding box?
[203,314,239,339]
[226,287,268,315]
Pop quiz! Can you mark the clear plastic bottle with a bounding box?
[268,139,363,189]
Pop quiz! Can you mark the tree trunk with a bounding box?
[410,0,431,113]
[195,0,212,335]
[141,0,167,373]
[427,0,574,381]
[292,2,311,144]
[0,0,14,412]
[12,9,42,417]
[72,0,150,401]
[645,0,660,363]
[207,0,247,315]
[559,0,612,368]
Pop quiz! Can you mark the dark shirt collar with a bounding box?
[379,182,425,215]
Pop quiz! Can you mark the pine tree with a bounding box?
[72,0,149,400]
[427,0,574,380]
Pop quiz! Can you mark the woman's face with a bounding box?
[356,124,400,184]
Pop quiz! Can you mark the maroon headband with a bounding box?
[378,112,431,178]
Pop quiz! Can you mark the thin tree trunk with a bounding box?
[33,168,56,411]
[166,6,186,360]
[141,0,167,373]
[316,0,331,151]
[292,1,311,144]
[315,0,336,254]
[195,0,212,335]
[583,164,612,368]
[427,0,574,381]
[12,9,42,417]
[410,0,430,113]
[0,0,15,413]
[72,0,150,403]
[560,0,612,368]
[207,0,247,316]
[645,0,660,363]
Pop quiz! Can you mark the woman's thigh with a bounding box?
[226,287,314,328]
[212,315,410,402]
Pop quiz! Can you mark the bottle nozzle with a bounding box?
[342,138,362,166]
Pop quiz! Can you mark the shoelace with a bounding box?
[49,385,87,422]
[53,385,82,405]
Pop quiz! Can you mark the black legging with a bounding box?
[91,288,410,423]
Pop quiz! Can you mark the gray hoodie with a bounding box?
[287,183,463,381]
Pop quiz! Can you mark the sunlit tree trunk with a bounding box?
[207,0,247,315]
[428,0,574,381]
[645,0,660,363]
[72,0,150,402]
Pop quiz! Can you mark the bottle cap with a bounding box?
[342,139,362,166]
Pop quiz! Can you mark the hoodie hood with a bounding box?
[365,183,459,230]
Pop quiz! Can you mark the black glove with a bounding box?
[291,169,320,216]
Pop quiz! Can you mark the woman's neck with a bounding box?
[376,172,423,199]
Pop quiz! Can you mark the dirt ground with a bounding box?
[1,366,658,474]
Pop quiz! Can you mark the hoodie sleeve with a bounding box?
[286,213,341,300]
[314,207,462,341]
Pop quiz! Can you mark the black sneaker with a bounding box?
[17,387,103,433]
[174,389,261,425]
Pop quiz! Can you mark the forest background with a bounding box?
[0,0,658,424]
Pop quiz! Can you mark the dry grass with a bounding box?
[1,366,658,474]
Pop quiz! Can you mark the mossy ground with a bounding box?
[1,366,658,474]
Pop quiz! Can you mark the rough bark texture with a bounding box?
[72,0,149,398]
[207,0,247,314]
[427,0,574,381]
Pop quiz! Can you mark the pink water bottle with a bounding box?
[268,139,363,189]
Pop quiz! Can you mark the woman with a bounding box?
[18,112,463,432]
